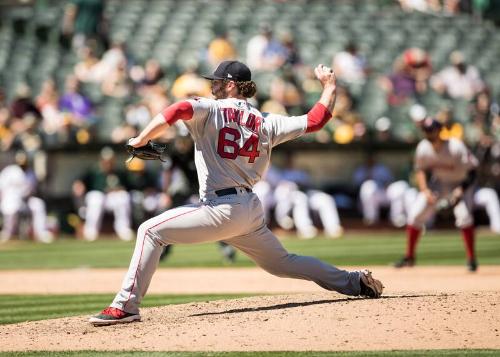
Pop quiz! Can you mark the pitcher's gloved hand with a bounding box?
[126,140,167,163]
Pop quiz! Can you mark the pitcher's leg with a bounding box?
[110,219,165,314]
[110,205,204,313]
[111,201,249,313]
[227,227,361,296]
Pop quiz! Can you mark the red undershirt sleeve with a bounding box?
[161,101,194,125]
[305,103,332,133]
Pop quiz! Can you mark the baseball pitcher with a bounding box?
[395,117,479,271]
[89,61,383,326]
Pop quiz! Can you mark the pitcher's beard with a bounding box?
[212,87,226,99]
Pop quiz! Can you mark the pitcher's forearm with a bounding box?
[136,114,170,143]
[318,85,337,113]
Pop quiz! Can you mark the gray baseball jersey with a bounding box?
[184,97,307,199]
[409,138,478,229]
[108,97,363,315]
[414,138,478,186]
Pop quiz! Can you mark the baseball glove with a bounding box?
[126,141,168,163]
[436,188,463,211]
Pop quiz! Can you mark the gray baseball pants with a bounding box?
[407,184,475,229]
[111,189,362,314]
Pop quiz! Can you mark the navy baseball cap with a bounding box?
[421,117,442,132]
[203,61,252,81]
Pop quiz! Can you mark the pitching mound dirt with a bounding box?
[1,266,500,351]
[0,292,499,351]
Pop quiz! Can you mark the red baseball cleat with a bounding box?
[89,307,141,326]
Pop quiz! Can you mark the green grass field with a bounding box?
[0,294,252,325]
[0,231,498,270]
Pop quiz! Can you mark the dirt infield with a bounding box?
[1,266,500,351]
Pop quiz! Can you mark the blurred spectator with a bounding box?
[431,51,485,100]
[144,85,171,122]
[170,67,211,100]
[62,0,107,51]
[246,24,272,71]
[72,147,133,241]
[74,45,100,83]
[101,58,132,98]
[0,89,12,150]
[436,106,464,140]
[59,75,95,127]
[262,33,288,71]
[36,79,63,138]
[0,152,54,243]
[472,0,491,21]
[465,89,497,146]
[206,32,237,69]
[111,101,151,143]
[399,0,461,14]
[7,84,44,152]
[246,24,287,71]
[332,42,367,86]
[10,83,42,120]
[409,103,428,125]
[280,33,302,68]
[380,48,431,106]
[130,59,166,97]
[91,41,127,83]
[315,86,364,144]
[268,68,303,115]
[398,0,429,12]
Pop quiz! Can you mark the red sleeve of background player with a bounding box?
[305,103,332,133]
[161,101,194,125]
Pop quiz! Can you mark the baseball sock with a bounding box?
[461,225,475,261]
[406,225,421,259]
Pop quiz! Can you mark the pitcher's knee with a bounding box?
[138,221,165,247]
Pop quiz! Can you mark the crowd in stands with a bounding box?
[0,0,499,243]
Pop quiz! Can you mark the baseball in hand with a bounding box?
[314,64,336,87]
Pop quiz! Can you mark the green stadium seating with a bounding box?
[0,0,498,142]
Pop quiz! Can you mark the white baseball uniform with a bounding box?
[273,168,342,239]
[0,164,53,243]
[474,187,500,234]
[110,97,362,314]
[407,138,478,229]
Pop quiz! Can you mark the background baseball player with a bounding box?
[72,147,134,241]
[354,155,408,227]
[273,153,343,239]
[395,117,479,271]
[0,151,53,243]
[89,61,383,325]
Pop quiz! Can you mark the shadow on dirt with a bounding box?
[189,294,444,317]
